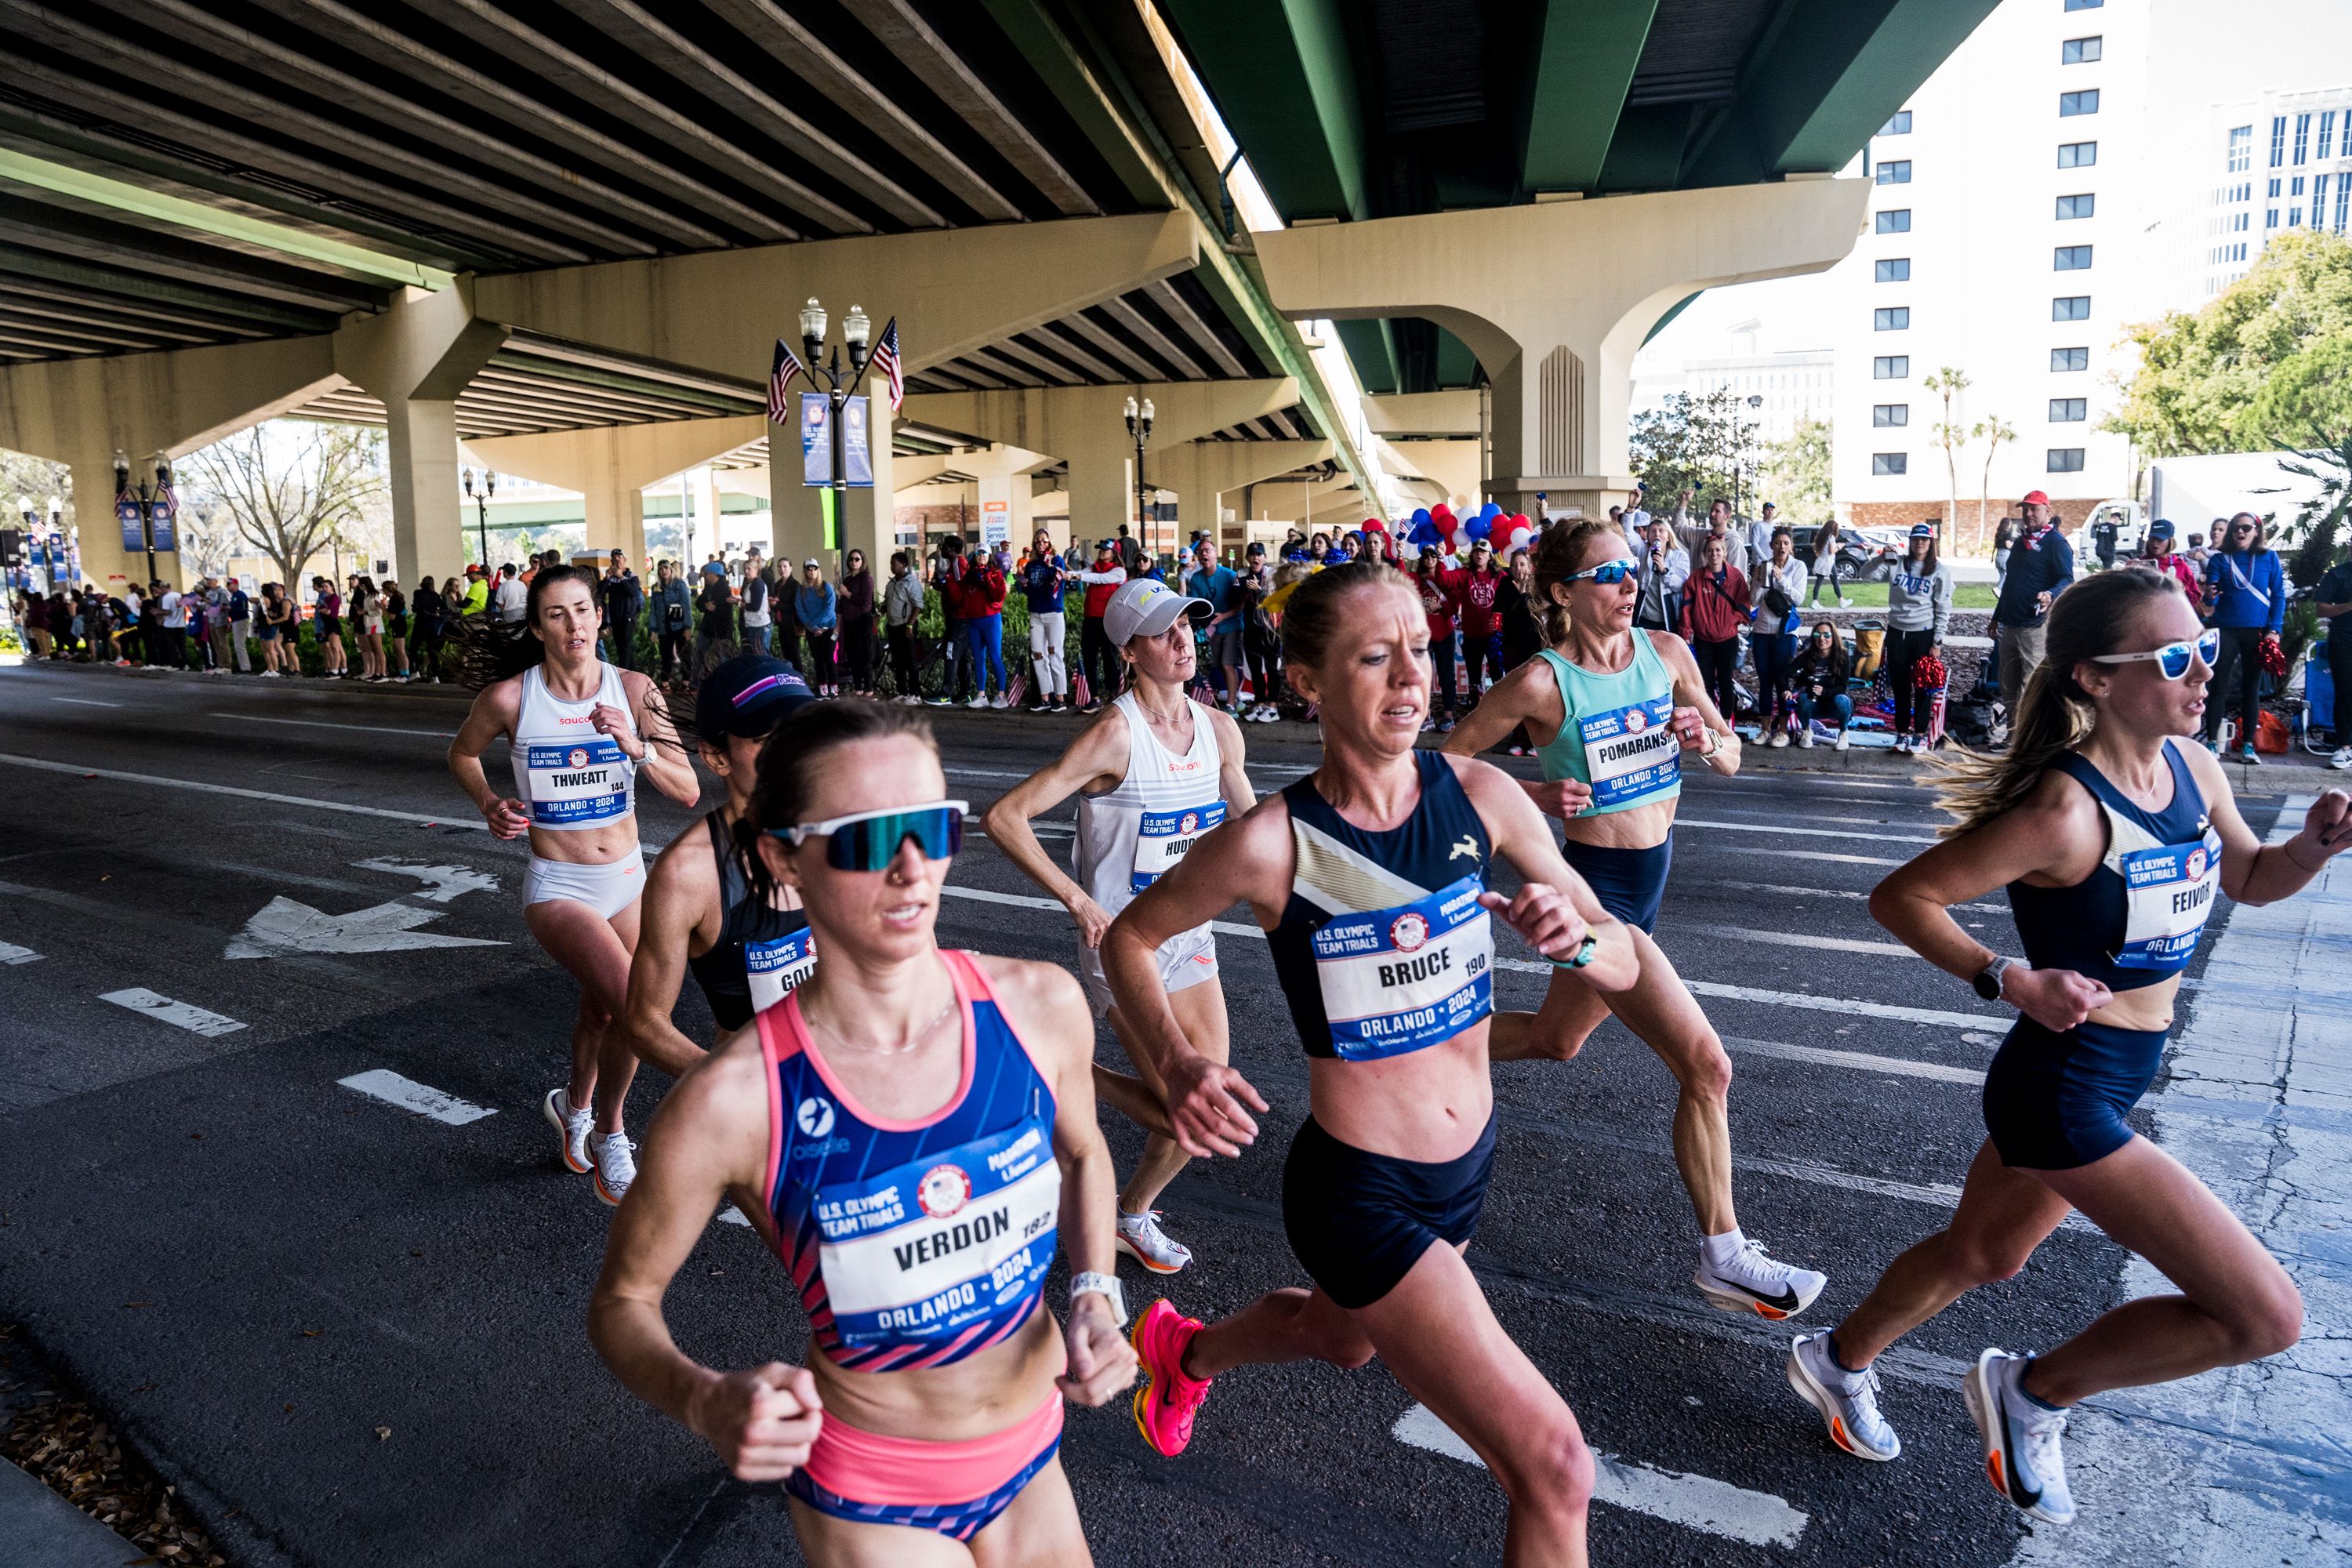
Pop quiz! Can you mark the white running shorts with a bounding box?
[524,848,646,921]
[1080,923,1218,1019]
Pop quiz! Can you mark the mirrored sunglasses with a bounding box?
[1566,561,1636,586]
[2089,628,2220,681]
[772,800,968,871]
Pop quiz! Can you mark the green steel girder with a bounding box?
[1155,0,1370,222]
[1334,319,1401,394]
[1512,0,1662,195]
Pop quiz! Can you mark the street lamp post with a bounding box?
[462,466,496,568]
[114,448,171,586]
[1124,394,1155,559]
[798,297,876,564]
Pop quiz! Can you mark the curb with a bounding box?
[0,1456,150,1568]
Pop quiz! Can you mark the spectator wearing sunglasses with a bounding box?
[2201,512,2284,764]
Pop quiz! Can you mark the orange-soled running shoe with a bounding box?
[1130,1298,1214,1457]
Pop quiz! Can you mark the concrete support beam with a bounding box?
[333,284,507,585]
[0,335,342,590]
[474,212,1198,386]
[1152,438,1334,551]
[1363,391,1480,440]
[464,415,769,568]
[1252,178,1867,519]
[901,379,1297,542]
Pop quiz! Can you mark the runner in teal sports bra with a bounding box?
[1446,518,1828,1320]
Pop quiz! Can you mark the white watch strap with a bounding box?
[1069,1270,1127,1327]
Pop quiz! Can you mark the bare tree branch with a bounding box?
[180,424,385,590]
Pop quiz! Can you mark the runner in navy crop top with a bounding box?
[1786,569,2351,1527]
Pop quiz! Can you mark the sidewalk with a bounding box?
[2021,794,2352,1566]
[0,1457,144,1568]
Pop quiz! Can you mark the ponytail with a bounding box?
[1530,519,1618,645]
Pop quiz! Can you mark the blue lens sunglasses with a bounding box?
[771,800,968,871]
[1566,560,1637,586]
[2089,628,2220,681]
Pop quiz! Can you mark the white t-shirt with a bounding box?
[161,590,186,629]
[494,577,528,622]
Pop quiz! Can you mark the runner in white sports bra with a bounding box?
[985,578,1253,1276]
[449,565,700,1205]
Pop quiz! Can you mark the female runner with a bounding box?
[448,564,699,1203]
[589,700,1136,1565]
[1784,569,2350,1522]
[1107,561,1640,1566]
[1443,520,1825,1318]
[619,655,819,1083]
[985,578,1254,1275]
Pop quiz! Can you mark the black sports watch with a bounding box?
[1972,956,2016,1002]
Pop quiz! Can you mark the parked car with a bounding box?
[1838,525,1910,583]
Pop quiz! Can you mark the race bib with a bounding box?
[2115,826,2222,971]
[1578,695,1682,811]
[746,926,817,1011]
[1311,874,1493,1061]
[525,739,630,826]
[1131,800,1226,890]
[812,1118,1061,1348]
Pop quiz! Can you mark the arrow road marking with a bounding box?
[100,988,246,1037]
[1392,1403,1808,1548]
[337,1069,496,1125]
[351,859,500,904]
[226,896,506,959]
[0,942,42,964]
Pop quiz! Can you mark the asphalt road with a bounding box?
[0,657,2294,1568]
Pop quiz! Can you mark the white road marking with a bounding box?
[1719,1033,1984,1086]
[1678,923,1915,958]
[51,696,122,707]
[935,885,1995,1029]
[100,987,247,1037]
[1679,815,1937,845]
[0,752,488,829]
[1392,1403,1808,1548]
[0,942,44,964]
[351,859,500,903]
[719,1206,753,1226]
[1737,847,1904,868]
[212,712,456,739]
[226,895,506,958]
[336,1069,497,1125]
[1706,880,2002,914]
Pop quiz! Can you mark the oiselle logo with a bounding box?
[795,1096,836,1138]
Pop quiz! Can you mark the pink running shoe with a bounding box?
[1131,1299,1213,1457]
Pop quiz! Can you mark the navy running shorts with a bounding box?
[1982,1015,2168,1170]
[1563,836,1673,935]
[1283,1109,1497,1310]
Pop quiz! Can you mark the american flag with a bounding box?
[870,316,903,412]
[767,338,806,422]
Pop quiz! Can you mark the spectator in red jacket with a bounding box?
[1455,538,1504,702]
[950,542,1011,709]
[1679,534,1752,725]
[1414,545,1463,731]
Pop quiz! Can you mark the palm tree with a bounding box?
[1973,416,2015,554]
[1922,367,1971,551]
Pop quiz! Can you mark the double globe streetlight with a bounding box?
[799,297,876,561]
[1124,394,1156,559]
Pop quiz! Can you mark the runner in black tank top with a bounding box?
[620,657,818,1083]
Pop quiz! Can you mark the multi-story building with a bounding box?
[1830,0,2141,541]
[1630,348,1836,445]
[2190,87,2352,298]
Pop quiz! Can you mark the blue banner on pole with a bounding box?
[842,395,873,489]
[150,492,176,553]
[118,496,143,553]
[800,392,831,487]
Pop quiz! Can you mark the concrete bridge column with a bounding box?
[1152,439,1335,556]
[463,415,768,572]
[1251,179,1868,521]
[333,285,506,586]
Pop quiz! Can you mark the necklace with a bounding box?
[801,991,958,1058]
[1134,691,1189,727]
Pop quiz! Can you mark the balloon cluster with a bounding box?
[1399,500,1535,556]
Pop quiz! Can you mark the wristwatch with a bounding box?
[1549,934,1600,971]
[1070,1271,1128,1328]
[1973,955,2016,1002]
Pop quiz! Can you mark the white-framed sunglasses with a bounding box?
[2089,629,2220,681]
[770,800,969,871]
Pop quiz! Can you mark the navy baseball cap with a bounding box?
[2150,518,2176,539]
[1909,522,1936,539]
[696,655,816,741]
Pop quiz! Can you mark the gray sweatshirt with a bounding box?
[1885,559,1954,637]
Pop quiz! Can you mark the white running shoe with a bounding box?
[1115,1210,1194,1275]
[1769,728,1791,748]
[967,694,989,709]
[1963,1349,2075,1525]
[1834,730,1851,751]
[542,1087,593,1174]
[1787,1333,1901,1461]
[991,694,1011,709]
[1694,1239,1826,1319]
[2332,745,2352,771]
[1798,727,1815,748]
[591,1132,638,1207]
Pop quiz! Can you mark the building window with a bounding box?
[2269,208,2281,229]
[2060,90,2100,118]
[1881,111,1912,136]
[2293,175,2306,196]
[2050,398,2088,422]
[2058,142,2098,169]
[2052,347,2089,372]
[2295,112,2311,165]
[2227,125,2252,173]
[2056,193,2096,220]
[2064,0,2102,9]
[1873,355,1910,379]
[1875,307,1911,331]
[2337,179,2350,231]
[2054,245,2093,270]
[1875,258,1911,282]
[2272,115,2288,168]
[1876,160,1912,185]
[2322,111,2338,161]
[2061,35,2103,64]
[2053,296,2091,321]
[2270,176,2282,198]
[2048,448,2086,474]
[1876,209,1911,234]
[2291,207,2304,228]
[1872,453,1909,476]
[1873,405,1910,427]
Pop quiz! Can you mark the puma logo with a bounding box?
[1450,835,1480,862]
